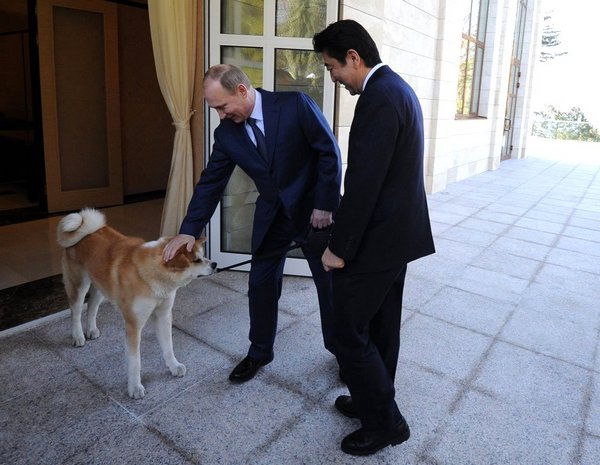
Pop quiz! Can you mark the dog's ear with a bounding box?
[196,236,207,245]
[164,249,190,271]
[165,255,188,271]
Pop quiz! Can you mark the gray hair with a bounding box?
[204,64,252,93]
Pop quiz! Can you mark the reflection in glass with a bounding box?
[464,42,475,113]
[54,7,108,190]
[221,46,263,87]
[220,166,257,253]
[221,0,263,35]
[220,47,263,253]
[461,10,471,36]
[477,0,490,42]
[275,0,327,38]
[471,47,484,112]
[456,38,468,115]
[456,0,488,116]
[275,49,324,110]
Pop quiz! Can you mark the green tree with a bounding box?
[532,106,600,142]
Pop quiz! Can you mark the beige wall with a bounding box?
[336,0,543,193]
[118,5,173,196]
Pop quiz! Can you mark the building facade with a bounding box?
[0,0,544,278]
[330,0,543,192]
[205,0,545,270]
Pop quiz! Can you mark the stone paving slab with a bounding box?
[1,152,600,464]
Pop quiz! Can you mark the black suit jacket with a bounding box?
[179,89,341,253]
[328,65,435,272]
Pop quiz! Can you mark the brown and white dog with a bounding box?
[57,208,216,399]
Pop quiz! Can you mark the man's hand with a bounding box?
[162,234,196,262]
[310,209,333,229]
[322,246,345,272]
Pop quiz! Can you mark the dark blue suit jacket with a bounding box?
[328,66,435,272]
[180,89,342,253]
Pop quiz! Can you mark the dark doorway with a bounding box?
[0,0,46,221]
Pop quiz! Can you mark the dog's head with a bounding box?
[164,237,217,281]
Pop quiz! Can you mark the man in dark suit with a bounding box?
[313,20,435,456]
[163,64,342,382]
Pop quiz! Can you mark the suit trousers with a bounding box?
[332,264,408,430]
[246,209,334,360]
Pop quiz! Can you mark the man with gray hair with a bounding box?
[164,64,342,383]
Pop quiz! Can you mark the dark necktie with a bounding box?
[247,117,268,161]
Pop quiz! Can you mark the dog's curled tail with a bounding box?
[57,208,106,248]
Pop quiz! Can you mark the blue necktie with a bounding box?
[247,117,268,161]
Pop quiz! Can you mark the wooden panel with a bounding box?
[38,0,122,212]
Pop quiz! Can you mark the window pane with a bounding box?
[471,47,483,113]
[275,49,324,108]
[275,0,327,38]
[456,38,469,115]
[461,0,472,35]
[469,0,478,36]
[221,46,263,87]
[221,0,263,35]
[463,42,475,115]
[220,166,257,253]
[514,2,527,60]
[476,0,489,42]
[220,46,263,253]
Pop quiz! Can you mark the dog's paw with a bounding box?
[128,383,146,399]
[86,328,100,340]
[72,334,86,347]
[170,363,187,377]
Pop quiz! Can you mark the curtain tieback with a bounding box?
[172,109,195,130]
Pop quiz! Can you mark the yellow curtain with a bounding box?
[148,0,197,237]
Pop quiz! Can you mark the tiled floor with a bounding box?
[1,137,600,464]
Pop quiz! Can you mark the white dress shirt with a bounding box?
[363,62,386,91]
[245,90,265,145]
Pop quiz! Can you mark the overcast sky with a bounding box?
[531,0,600,127]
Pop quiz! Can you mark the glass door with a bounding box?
[501,0,527,160]
[207,0,337,275]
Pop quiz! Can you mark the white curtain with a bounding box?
[148,0,197,237]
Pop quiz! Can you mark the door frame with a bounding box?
[205,0,337,275]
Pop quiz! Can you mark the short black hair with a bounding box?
[313,19,381,67]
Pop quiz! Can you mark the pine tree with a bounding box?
[540,12,568,62]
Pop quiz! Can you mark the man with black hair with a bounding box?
[313,20,435,456]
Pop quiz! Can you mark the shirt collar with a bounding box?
[363,63,385,91]
[250,89,263,122]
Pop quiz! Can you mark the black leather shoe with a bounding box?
[228,355,273,383]
[334,395,359,419]
[341,417,411,456]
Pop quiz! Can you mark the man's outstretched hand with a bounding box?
[162,234,195,262]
